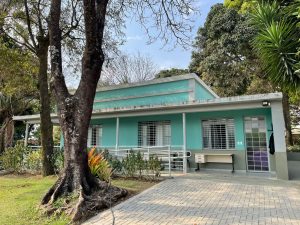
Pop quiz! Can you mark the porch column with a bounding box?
[24,122,29,147]
[115,117,119,155]
[182,113,187,173]
[271,101,289,180]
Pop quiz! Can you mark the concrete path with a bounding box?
[84,172,300,225]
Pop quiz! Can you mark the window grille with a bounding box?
[202,119,235,150]
[88,125,102,146]
[138,121,171,147]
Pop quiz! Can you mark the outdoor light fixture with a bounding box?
[262,100,270,107]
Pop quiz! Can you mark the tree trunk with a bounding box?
[37,37,55,176]
[282,92,293,146]
[42,0,127,222]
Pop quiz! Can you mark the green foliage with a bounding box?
[122,150,161,179]
[224,0,254,13]
[122,150,138,177]
[88,148,112,182]
[251,1,300,90]
[26,149,42,171]
[155,68,189,79]
[102,149,123,174]
[190,4,266,97]
[0,144,29,172]
[287,145,300,152]
[52,147,64,173]
[148,155,161,177]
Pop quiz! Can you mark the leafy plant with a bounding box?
[148,155,162,178]
[288,145,300,152]
[88,148,112,182]
[122,150,138,177]
[52,147,64,174]
[102,149,123,175]
[26,149,42,172]
[136,151,145,178]
[0,144,29,172]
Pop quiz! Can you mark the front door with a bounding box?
[244,116,269,172]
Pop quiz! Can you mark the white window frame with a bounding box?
[88,125,102,147]
[202,118,235,150]
[138,121,171,147]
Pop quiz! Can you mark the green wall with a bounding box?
[94,80,190,110]
[194,82,215,100]
[85,107,272,150]
[186,108,272,150]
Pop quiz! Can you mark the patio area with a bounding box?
[84,172,300,225]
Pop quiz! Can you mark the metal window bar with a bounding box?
[88,125,102,147]
[202,119,235,150]
[138,121,171,147]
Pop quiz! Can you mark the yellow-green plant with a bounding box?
[88,148,112,182]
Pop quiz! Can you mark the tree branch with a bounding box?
[24,0,37,48]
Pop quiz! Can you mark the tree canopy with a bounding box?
[189,3,269,97]
[155,68,189,79]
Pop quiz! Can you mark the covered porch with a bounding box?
[13,93,289,179]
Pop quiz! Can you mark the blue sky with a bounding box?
[120,0,223,70]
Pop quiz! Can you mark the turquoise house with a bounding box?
[14,74,289,179]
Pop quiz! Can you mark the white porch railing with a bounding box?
[89,145,191,176]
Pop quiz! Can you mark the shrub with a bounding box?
[288,145,300,152]
[102,149,123,175]
[52,147,64,173]
[148,155,161,178]
[88,148,112,182]
[122,150,137,177]
[26,149,42,172]
[136,151,145,178]
[0,144,29,172]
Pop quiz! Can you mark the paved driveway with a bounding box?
[84,172,300,225]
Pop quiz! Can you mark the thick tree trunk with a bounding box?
[42,0,127,223]
[37,38,55,176]
[282,92,293,146]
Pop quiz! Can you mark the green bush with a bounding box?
[288,145,300,152]
[52,147,64,173]
[26,149,42,171]
[102,149,123,174]
[148,155,161,178]
[0,144,29,172]
[122,150,138,177]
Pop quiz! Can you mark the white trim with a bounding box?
[188,79,196,101]
[182,113,187,173]
[13,92,283,123]
[94,89,192,103]
[115,117,119,151]
[24,123,29,147]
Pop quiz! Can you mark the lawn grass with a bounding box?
[0,175,157,225]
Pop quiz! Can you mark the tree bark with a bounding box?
[37,36,55,176]
[282,92,293,146]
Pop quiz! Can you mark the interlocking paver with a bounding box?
[83,173,300,225]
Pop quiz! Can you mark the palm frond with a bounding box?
[253,20,300,89]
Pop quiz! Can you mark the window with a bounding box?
[202,119,235,150]
[88,125,102,146]
[138,121,171,147]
